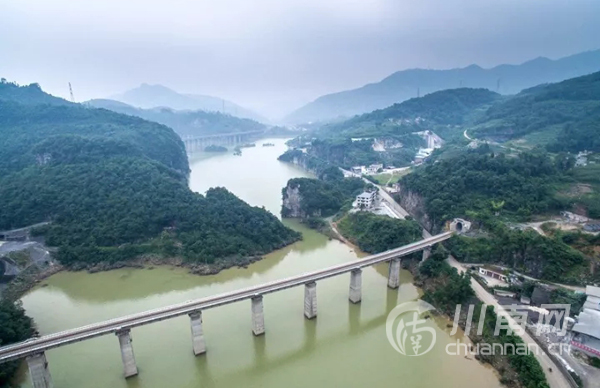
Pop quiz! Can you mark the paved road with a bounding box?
[0,232,452,363]
[447,256,571,388]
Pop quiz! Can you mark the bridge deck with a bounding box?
[0,232,452,362]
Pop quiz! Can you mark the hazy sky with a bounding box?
[1,0,599,119]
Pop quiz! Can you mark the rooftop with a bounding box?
[357,192,375,199]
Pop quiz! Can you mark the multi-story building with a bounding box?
[356,191,376,209]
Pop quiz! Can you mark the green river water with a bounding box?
[16,138,502,388]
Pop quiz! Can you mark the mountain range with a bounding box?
[86,99,265,137]
[111,83,267,123]
[285,49,600,124]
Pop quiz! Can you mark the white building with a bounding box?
[356,191,376,209]
[351,166,364,175]
[367,164,383,174]
[571,286,600,358]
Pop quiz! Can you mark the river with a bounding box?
[16,138,502,388]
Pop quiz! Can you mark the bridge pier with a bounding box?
[304,282,317,319]
[387,258,401,289]
[251,295,265,335]
[349,269,362,303]
[189,311,207,355]
[116,329,138,378]
[421,246,431,264]
[26,352,53,388]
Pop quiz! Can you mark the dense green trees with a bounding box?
[281,176,365,219]
[307,138,417,169]
[473,71,600,152]
[0,82,300,266]
[419,246,474,313]
[447,226,586,284]
[325,88,500,136]
[337,212,422,253]
[0,301,35,387]
[400,148,567,226]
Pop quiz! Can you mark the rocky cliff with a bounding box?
[393,184,436,232]
[281,184,307,218]
[278,149,327,176]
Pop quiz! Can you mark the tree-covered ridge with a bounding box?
[472,71,600,152]
[86,99,266,137]
[400,147,567,226]
[0,82,300,265]
[308,138,420,169]
[447,226,588,284]
[0,100,188,175]
[337,212,422,253]
[281,167,366,219]
[0,79,71,106]
[323,88,500,136]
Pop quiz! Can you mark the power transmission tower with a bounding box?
[68,82,75,102]
[496,78,501,92]
[417,87,420,98]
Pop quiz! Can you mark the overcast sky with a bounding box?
[1,0,599,119]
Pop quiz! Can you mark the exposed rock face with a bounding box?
[281,184,306,218]
[394,184,435,232]
[290,155,320,175]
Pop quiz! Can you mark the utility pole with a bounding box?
[68,82,75,102]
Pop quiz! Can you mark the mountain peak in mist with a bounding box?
[111,84,267,123]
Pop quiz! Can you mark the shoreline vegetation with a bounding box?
[1,249,293,303]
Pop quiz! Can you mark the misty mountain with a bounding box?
[471,71,600,152]
[86,99,266,137]
[321,88,500,139]
[111,83,267,123]
[285,49,600,124]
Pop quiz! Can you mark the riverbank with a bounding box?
[2,251,290,303]
[2,263,63,302]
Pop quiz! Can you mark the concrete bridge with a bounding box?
[0,231,454,387]
[182,130,265,153]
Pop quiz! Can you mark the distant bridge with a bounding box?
[182,130,265,153]
[0,231,457,387]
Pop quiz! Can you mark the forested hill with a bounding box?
[110,83,266,123]
[321,88,500,138]
[471,71,600,152]
[0,81,71,106]
[86,99,266,137]
[0,80,300,266]
[284,49,600,124]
